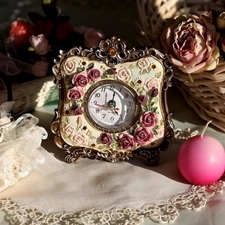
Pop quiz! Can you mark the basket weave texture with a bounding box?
[0,75,56,117]
[136,0,225,132]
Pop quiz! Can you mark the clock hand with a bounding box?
[113,109,118,115]
[95,103,119,110]
[104,92,108,104]
[112,91,115,100]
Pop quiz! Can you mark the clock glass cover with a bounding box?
[84,80,140,132]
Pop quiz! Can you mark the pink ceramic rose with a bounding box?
[134,127,153,146]
[119,133,136,150]
[144,77,160,92]
[161,14,220,74]
[67,86,84,100]
[137,58,150,69]
[100,133,112,145]
[71,131,86,145]
[72,71,89,87]
[140,111,158,128]
[63,124,75,136]
[117,66,132,82]
[64,59,78,75]
[88,68,102,81]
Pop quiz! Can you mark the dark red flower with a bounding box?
[74,107,83,116]
[151,87,159,97]
[56,22,73,41]
[88,68,102,81]
[9,19,34,45]
[100,133,112,145]
[34,19,53,38]
[137,95,147,105]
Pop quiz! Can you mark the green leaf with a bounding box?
[86,62,94,71]
[151,107,157,112]
[77,67,85,72]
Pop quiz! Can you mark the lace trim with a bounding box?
[174,128,199,140]
[1,180,224,224]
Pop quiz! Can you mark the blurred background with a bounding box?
[0,0,138,47]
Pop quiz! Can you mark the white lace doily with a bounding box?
[1,180,224,224]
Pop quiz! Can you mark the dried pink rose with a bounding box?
[161,14,220,74]
[76,25,104,48]
[29,34,51,55]
[31,60,49,77]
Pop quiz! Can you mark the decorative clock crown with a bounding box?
[95,36,130,67]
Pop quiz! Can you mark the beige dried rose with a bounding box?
[161,14,220,74]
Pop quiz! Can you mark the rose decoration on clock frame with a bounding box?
[51,36,174,165]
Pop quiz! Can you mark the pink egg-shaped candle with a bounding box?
[178,121,225,185]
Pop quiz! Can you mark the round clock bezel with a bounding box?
[83,79,141,133]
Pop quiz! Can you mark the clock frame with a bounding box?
[51,36,174,165]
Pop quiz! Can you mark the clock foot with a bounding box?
[133,149,161,166]
[64,147,161,166]
[64,148,98,163]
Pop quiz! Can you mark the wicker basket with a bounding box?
[0,75,56,117]
[0,22,57,117]
[135,0,225,132]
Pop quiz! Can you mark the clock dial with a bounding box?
[84,80,140,132]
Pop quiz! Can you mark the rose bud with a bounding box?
[221,35,225,52]
[217,12,225,29]
[29,34,51,55]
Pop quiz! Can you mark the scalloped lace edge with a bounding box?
[0,180,224,224]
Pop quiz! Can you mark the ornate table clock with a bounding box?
[51,36,174,165]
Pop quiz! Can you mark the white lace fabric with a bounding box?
[0,180,224,224]
[0,105,63,192]
[1,111,224,225]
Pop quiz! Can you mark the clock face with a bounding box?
[84,80,141,133]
